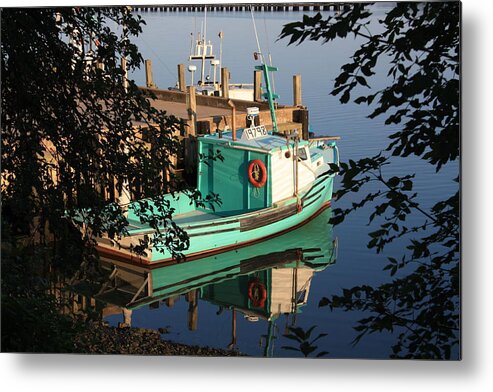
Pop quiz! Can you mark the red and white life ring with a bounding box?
[247,159,267,188]
[248,279,267,308]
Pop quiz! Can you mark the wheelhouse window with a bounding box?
[298,146,308,161]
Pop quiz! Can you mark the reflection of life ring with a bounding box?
[248,159,267,188]
[248,279,267,308]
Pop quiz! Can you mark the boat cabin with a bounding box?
[197,124,325,217]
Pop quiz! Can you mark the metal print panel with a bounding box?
[1,1,460,359]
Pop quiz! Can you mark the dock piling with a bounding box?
[145,59,156,88]
[293,74,302,106]
[186,86,197,136]
[221,67,230,99]
[177,63,186,92]
[299,109,309,140]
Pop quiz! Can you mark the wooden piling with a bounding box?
[186,85,197,136]
[293,74,302,106]
[145,59,156,88]
[221,67,230,99]
[254,70,262,102]
[228,99,237,141]
[299,109,309,140]
[177,63,186,92]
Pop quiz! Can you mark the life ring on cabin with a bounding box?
[248,279,267,308]
[248,160,267,188]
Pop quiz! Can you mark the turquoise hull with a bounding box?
[97,172,334,265]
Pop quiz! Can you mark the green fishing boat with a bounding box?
[95,63,339,266]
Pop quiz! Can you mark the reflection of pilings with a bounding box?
[48,279,100,317]
[187,290,198,331]
[164,295,179,307]
[149,301,160,309]
[118,308,133,328]
[264,320,275,358]
[228,308,237,350]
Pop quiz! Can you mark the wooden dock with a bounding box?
[24,52,329,210]
[133,3,351,13]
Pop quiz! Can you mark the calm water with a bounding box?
[101,6,459,359]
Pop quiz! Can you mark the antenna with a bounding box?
[200,6,207,84]
[218,31,223,76]
[204,5,207,44]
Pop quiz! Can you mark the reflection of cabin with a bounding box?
[201,265,315,321]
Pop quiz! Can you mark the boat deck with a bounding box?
[172,210,222,226]
[126,209,223,234]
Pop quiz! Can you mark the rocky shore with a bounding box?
[72,321,242,356]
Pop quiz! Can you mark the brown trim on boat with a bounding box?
[181,218,239,230]
[96,200,331,269]
[240,203,299,232]
[188,226,238,237]
[96,246,152,268]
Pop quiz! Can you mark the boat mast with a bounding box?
[263,318,277,357]
[255,63,279,133]
[189,7,216,87]
[200,6,207,84]
[250,7,279,133]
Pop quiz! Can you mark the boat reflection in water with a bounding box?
[94,207,337,357]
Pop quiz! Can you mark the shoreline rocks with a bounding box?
[73,320,243,356]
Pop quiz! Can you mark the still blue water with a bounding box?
[104,6,459,359]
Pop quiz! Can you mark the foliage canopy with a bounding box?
[1,7,197,351]
[1,7,197,257]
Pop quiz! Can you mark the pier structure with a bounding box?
[23,60,310,211]
[133,3,351,13]
[139,60,310,184]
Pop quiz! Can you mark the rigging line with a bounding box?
[263,13,272,65]
[204,5,207,43]
[219,31,223,72]
[137,36,175,79]
[189,32,193,58]
[250,6,263,62]
[263,15,276,96]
